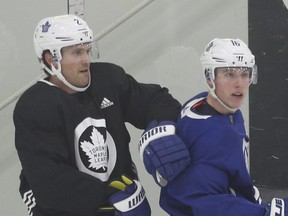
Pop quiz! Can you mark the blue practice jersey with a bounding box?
[160,92,267,216]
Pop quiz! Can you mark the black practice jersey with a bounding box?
[13,62,181,216]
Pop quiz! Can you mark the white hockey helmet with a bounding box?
[200,38,257,84]
[34,14,94,92]
[200,38,257,112]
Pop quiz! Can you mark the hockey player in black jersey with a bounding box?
[13,14,190,216]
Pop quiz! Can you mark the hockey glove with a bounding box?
[139,121,191,187]
[108,175,151,216]
[265,198,288,216]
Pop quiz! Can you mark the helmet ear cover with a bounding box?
[204,69,212,81]
[41,50,53,77]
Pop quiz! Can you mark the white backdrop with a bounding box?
[0,0,248,215]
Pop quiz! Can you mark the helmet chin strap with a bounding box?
[42,63,90,92]
[207,82,237,113]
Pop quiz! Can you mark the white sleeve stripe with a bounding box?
[22,190,36,216]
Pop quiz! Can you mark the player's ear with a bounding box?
[207,80,213,88]
[43,51,53,65]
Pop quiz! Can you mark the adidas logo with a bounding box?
[100,97,114,109]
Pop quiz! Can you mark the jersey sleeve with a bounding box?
[120,73,181,127]
[95,63,181,128]
[13,87,110,215]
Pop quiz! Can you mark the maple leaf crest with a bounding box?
[80,127,108,170]
[42,21,51,33]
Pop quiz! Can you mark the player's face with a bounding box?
[60,43,91,90]
[214,67,250,111]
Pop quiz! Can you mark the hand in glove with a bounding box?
[108,175,151,216]
[139,121,191,186]
[265,198,288,216]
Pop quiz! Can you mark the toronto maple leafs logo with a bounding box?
[75,118,117,181]
[42,21,51,33]
[80,127,108,171]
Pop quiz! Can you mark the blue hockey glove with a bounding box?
[265,198,288,216]
[108,175,151,216]
[138,121,191,187]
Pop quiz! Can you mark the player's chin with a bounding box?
[75,79,89,88]
[228,97,243,108]
[78,74,90,85]
[230,101,243,110]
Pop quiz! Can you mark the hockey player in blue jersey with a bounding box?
[159,38,288,216]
